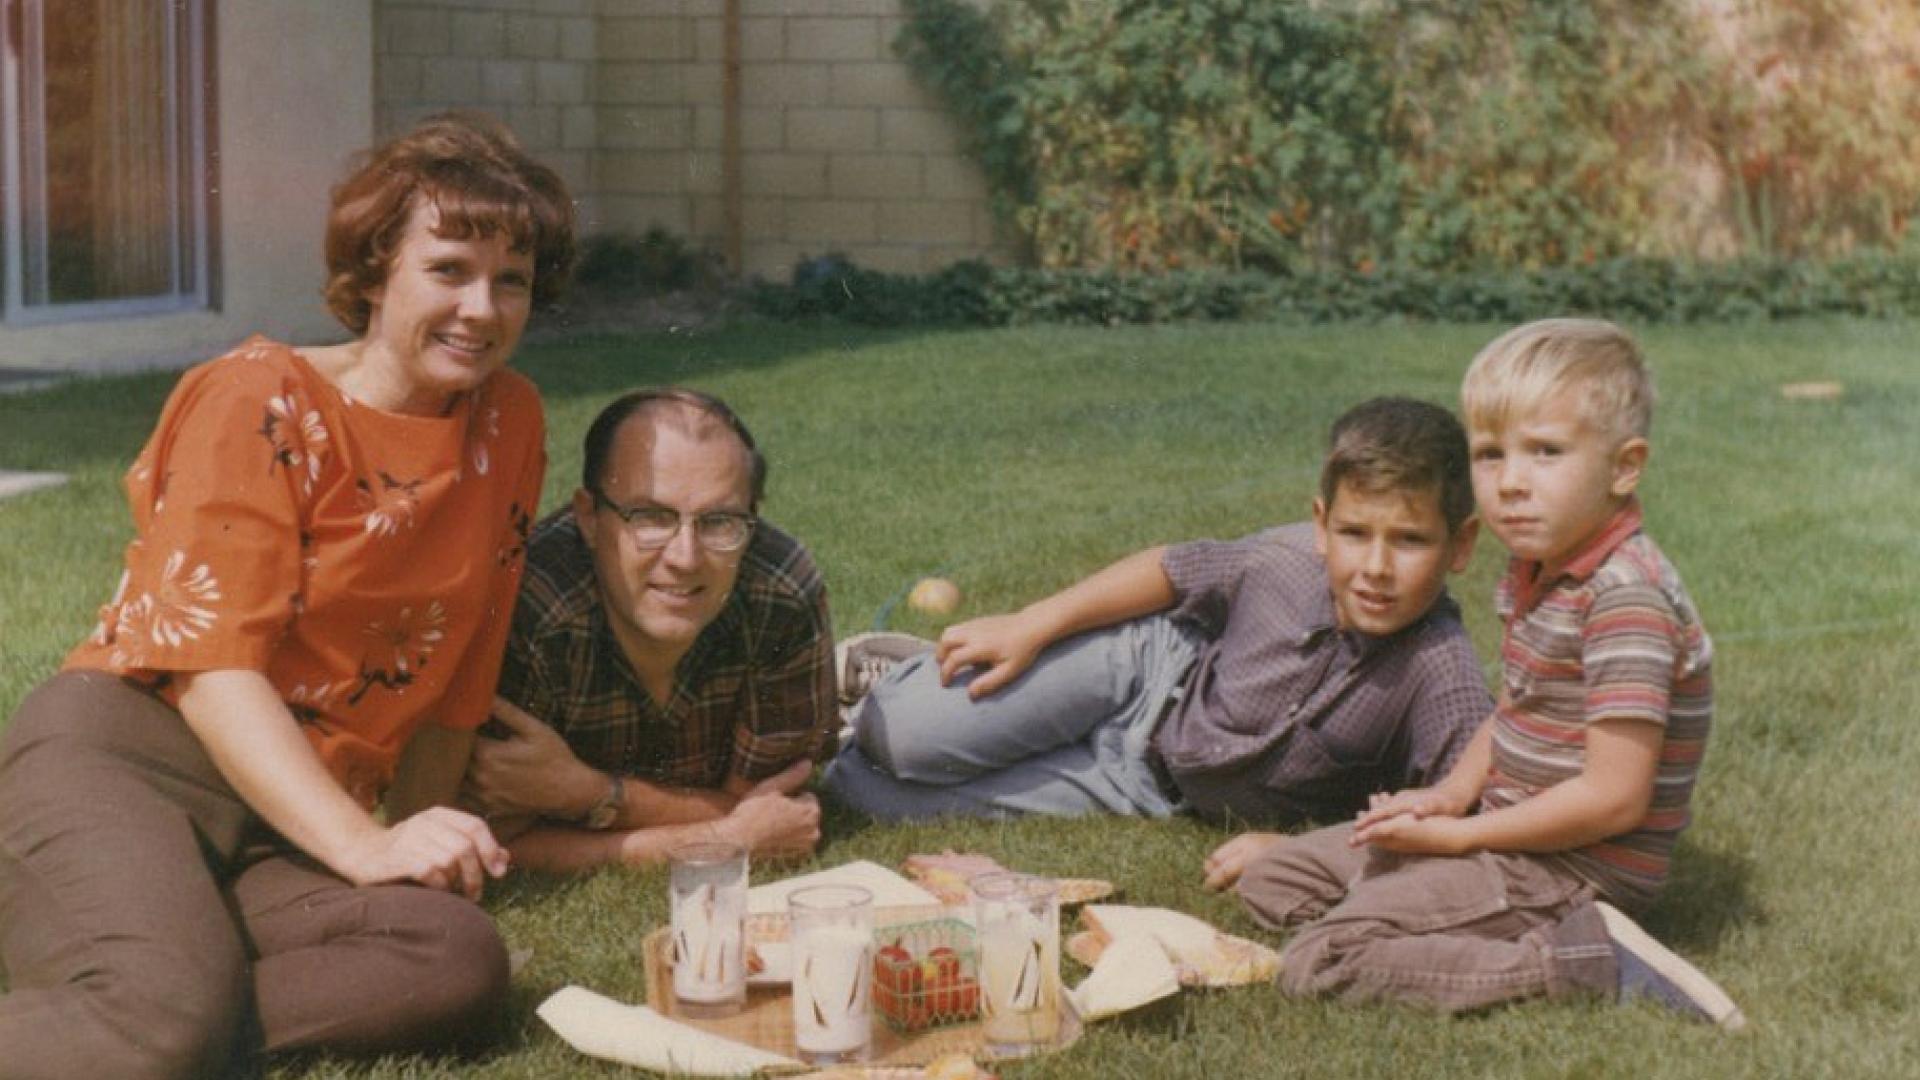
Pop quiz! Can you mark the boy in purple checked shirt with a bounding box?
[825,397,1492,883]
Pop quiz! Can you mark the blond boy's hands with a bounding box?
[935,611,1051,698]
[1202,831,1287,891]
[1352,786,1465,833]
[1351,811,1474,856]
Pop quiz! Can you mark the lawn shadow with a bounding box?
[1641,837,1763,953]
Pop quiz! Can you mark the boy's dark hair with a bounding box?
[1319,397,1473,532]
[581,388,768,511]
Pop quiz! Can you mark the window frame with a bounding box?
[1,0,217,326]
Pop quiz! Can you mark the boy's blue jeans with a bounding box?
[822,614,1202,820]
[1237,822,1619,1012]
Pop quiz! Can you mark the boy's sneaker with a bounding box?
[835,631,935,715]
[1598,901,1747,1031]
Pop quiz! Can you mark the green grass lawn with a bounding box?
[2,319,1917,1078]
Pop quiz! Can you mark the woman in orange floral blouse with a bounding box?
[0,113,574,1077]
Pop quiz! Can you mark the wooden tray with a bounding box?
[641,905,1081,1068]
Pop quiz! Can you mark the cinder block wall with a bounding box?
[375,0,598,224]
[376,0,1010,281]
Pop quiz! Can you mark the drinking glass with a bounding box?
[669,841,748,1014]
[788,884,874,1063]
[972,872,1061,1051]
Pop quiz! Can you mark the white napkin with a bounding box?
[1069,935,1182,1021]
[746,859,941,915]
[535,985,801,1077]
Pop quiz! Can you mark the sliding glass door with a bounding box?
[2,0,214,323]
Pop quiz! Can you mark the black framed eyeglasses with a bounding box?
[591,489,756,552]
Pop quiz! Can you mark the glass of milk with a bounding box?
[788,884,874,1063]
[669,841,748,1015]
[972,872,1060,1052]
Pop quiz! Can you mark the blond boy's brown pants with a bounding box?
[1236,822,1619,1013]
[0,672,509,1080]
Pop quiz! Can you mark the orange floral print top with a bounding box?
[66,337,545,808]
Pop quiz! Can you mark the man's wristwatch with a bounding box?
[581,771,624,830]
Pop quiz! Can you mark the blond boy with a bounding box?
[1232,319,1744,1028]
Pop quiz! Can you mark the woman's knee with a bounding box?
[369,888,510,1048]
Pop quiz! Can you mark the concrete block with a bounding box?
[828,153,922,200]
[694,17,722,61]
[830,62,926,108]
[749,0,836,15]
[597,62,686,104]
[504,106,561,151]
[451,12,506,57]
[601,17,692,61]
[686,151,726,191]
[548,152,593,207]
[785,199,878,244]
[506,14,562,59]
[743,197,787,237]
[879,107,965,153]
[743,107,786,150]
[840,244,924,273]
[742,64,829,106]
[879,200,974,244]
[421,56,482,101]
[742,18,785,61]
[482,60,534,104]
[598,151,697,195]
[828,0,904,14]
[787,18,879,62]
[382,8,449,56]
[560,16,596,61]
[377,55,423,101]
[786,108,877,152]
[599,194,694,236]
[598,106,694,149]
[924,156,990,201]
[562,105,597,150]
[536,61,589,104]
[680,61,724,106]
[691,195,786,244]
[741,152,828,197]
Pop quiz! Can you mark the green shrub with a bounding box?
[895,0,1920,271]
[574,227,721,296]
[748,254,1920,327]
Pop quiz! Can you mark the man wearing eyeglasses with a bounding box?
[461,389,833,871]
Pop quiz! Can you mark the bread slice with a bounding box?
[1075,905,1279,987]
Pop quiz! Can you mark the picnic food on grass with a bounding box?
[873,920,983,1032]
[536,985,801,1075]
[1068,933,1182,1021]
[902,852,1114,907]
[1070,904,1280,987]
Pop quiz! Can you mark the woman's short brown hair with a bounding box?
[323,111,576,335]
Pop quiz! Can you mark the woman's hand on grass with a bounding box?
[1202,830,1286,891]
[935,612,1048,698]
[342,806,509,900]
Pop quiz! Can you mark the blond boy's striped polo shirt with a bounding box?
[1480,500,1714,912]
